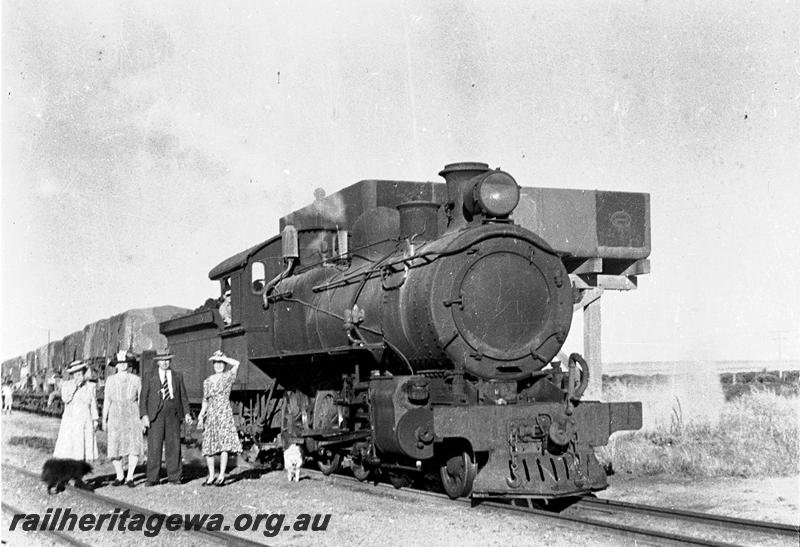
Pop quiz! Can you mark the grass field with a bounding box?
[598,373,800,478]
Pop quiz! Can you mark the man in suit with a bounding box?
[140,351,193,485]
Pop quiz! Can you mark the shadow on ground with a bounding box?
[77,446,286,490]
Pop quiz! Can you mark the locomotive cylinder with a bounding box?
[370,376,435,460]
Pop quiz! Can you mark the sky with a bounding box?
[2,0,799,363]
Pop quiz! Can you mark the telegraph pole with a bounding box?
[768,330,788,361]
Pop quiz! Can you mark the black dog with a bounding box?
[41,459,93,494]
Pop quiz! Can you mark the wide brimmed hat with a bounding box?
[114,350,133,365]
[66,360,88,374]
[154,351,174,361]
[208,350,236,365]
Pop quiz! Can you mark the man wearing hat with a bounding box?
[219,289,232,325]
[140,351,192,486]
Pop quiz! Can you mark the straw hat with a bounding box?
[114,350,133,365]
[154,350,174,361]
[66,360,88,374]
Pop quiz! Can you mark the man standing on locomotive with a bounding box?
[140,351,192,486]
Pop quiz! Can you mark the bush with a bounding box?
[597,388,799,477]
[722,380,799,401]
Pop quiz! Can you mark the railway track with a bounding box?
[2,463,268,546]
[4,412,798,545]
[2,500,92,547]
[305,467,798,546]
[572,496,798,541]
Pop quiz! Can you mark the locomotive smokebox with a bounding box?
[438,162,490,230]
[414,225,574,380]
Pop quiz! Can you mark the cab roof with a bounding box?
[208,235,279,280]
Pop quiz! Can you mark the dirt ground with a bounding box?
[602,473,798,525]
[1,412,797,546]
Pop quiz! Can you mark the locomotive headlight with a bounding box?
[468,170,520,218]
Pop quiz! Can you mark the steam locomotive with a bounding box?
[162,161,646,499]
[3,161,648,500]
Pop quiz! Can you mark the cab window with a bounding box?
[251,262,266,293]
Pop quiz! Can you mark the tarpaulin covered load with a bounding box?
[83,318,110,361]
[49,340,64,372]
[25,351,37,374]
[1,356,24,379]
[106,306,187,355]
[2,305,189,374]
[62,330,85,366]
[35,345,50,373]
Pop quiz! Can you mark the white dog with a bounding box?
[283,444,303,482]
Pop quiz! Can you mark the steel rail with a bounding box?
[3,463,269,547]
[2,500,93,547]
[577,496,798,538]
[480,499,735,547]
[305,468,789,547]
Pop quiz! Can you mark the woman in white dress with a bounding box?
[102,352,144,486]
[53,360,99,461]
[2,380,13,414]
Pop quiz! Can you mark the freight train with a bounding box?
[1,307,186,416]
[3,161,650,500]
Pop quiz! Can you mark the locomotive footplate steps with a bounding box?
[432,401,642,498]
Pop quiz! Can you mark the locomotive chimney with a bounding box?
[438,162,490,231]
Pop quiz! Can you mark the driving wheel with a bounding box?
[312,390,342,474]
[280,391,310,449]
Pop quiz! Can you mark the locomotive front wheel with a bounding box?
[317,450,342,475]
[439,451,477,499]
